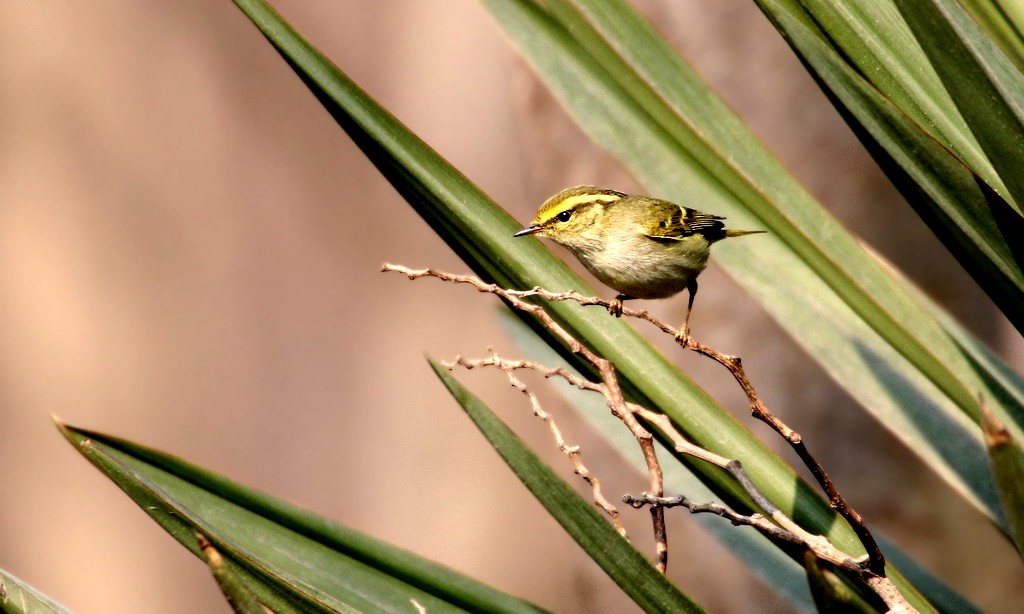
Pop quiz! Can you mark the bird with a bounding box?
[515,185,764,339]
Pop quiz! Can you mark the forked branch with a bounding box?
[384,264,910,612]
[383,265,668,573]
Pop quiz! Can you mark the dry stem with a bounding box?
[445,350,627,538]
[383,265,668,573]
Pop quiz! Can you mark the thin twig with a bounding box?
[393,268,883,573]
[623,493,804,549]
[522,286,877,564]
[445,350,627,538]
[682,338,885,574]
[382,264,668,573]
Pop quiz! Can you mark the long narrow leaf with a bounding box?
[429,360,702,613]
[755,0,1024,433]
[982,406,1024,560]
[758,1,1024,330]
[57,420,548,614]
[790,0,1010,204]
[781,2,1024,330]
[0,568,73,614]
[894,0,1024,212]
[963,0,1024,70]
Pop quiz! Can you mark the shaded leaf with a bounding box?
[982,402,1024,560]
[769,0,1024,334]
[962,0,1024,71]
[894,0,1024,212]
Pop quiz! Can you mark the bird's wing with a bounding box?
[640,199,726,241]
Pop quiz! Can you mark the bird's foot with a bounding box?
[674,325,690,345]
[608,297,624,317]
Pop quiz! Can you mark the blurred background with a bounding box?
[2,1,1022,612]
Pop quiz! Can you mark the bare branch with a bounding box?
[384,265,911,611]
[383,265,668,572]
[445,351,627,537]
[623,493,803,548]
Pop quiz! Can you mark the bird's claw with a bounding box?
[674,326,690,345]
[608,297,624,317]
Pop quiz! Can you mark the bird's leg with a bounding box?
[609,294,632,317]
[676,279,698,343]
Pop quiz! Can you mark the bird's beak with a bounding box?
[514,225,543,237]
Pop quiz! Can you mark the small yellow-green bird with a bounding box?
[515,185,764,337]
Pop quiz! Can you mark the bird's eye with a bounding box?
[556,210,572,222]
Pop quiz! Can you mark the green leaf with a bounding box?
[894,0,1024,211]
[802,551,881,613]
[196,534,268,614]
[982,406,1024,561]
[767,1,1024,334]
[56,420,548,614]
[782,0,1008,203]
[428,360,703,613]
[962,0,1024,71]
[0,568,73,614]
[754,0,1019,512]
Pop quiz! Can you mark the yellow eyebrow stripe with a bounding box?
[538,193,622,222]
[533,186,626,224]
[557,192,622,210]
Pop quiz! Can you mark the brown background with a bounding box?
[2,1,1022,612]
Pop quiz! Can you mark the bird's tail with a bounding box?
[725,229,767,238]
